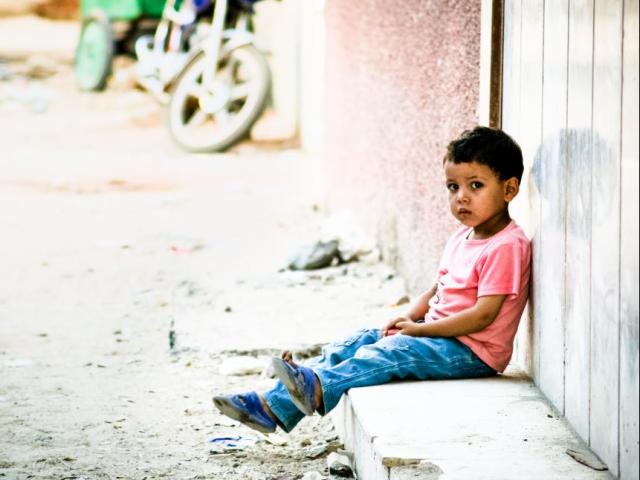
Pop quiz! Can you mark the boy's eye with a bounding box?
[447,183,459,192]
[471,181,484,189]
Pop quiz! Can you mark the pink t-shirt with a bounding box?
[426,220,531,372]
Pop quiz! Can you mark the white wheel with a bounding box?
[167,45,270,153]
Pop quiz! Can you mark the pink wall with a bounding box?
[324,0,481,292]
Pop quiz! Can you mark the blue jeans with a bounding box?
[263,328,496,432]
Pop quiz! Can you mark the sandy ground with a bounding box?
[0,16,408,480]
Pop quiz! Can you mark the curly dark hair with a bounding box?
[443,126,524,182]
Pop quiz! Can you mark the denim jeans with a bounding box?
[263,328,496,432]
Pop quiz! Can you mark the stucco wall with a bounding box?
[324,0,481,292]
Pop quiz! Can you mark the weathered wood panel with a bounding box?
[564,0,594,443]
[537,0,569,414]
[518,0,545,386]
[502,0,534,372]
[502,0,638,476]
[501,0,521,139]
[619,1,639,478]
[590,0,623,473]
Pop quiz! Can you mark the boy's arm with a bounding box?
[382,284,437,336]
[395,294,507,337]
[405,283,438,320]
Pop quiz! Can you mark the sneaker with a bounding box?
[271,357,318,416]
[212,391,277,434]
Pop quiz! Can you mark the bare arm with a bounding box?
[381,283,437,336]
[395,294,507,338]
[404,283,438,320]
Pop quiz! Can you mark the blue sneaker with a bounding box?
[271,357,318,416]
[212,391,277,434]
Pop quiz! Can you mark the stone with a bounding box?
[327,451,354,477]
[288,241,340,271]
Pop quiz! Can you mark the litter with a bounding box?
[208,435,258,454]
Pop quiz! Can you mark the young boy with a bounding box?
[213,126,531,434]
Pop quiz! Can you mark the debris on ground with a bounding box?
[387,294,410,307]
[321,210,378,263]
[169,318,176,351]
[301,472,325,480]
[208,435,258,454]
[303,440,343,459]
[219,356,269,376]
[288,240,340,271]
[565,448,608,471]
[327,451,354,477]
[287,210,381,271]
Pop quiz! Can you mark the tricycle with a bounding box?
[75,0,166,91]
[76,0,273,153]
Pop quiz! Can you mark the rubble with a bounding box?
[288,240,340,271]
[327,451,354,477]
[208,435,258,454]
[219,356,269,376]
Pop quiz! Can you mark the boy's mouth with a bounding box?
[458,208,472,215]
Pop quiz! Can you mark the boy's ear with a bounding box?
[504,177,520,201]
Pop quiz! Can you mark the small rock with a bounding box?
[327,451,354,477]
[169,322,176,350]
[388,295,410,307]
[288,240,340,271]
[304,440,343,459]
[299,437,312,447]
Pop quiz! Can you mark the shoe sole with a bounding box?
[212,397,275,434]
[271,359,315,416]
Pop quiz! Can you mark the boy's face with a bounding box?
[444,160,519,232]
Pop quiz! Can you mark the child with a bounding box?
[213,126,531,434]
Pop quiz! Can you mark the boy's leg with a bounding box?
[314,334,496,415]
[263,328,381,432]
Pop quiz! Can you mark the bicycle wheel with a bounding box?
[167,45,271,153]
[75,11,114,91]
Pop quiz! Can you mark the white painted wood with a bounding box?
[590,0,623,474]
[479,0,495,127]
[619,1,639,478]
[518,0,545,385]
[501,0,521,137]
[502,0,535,374]
[538,0,569,414]
[564,0,594,443]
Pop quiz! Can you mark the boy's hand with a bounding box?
[394,320,424,337]
[382,316,413,337]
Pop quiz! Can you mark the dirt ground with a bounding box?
[0,16,407,480]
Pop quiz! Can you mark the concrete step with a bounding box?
[331,369,613,480]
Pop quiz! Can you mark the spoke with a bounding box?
[187,109,208,129]
[229,82,251,101]
[186,82,206,99]
[215,108,231,126]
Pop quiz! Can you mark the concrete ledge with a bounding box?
[331,369,612,480]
